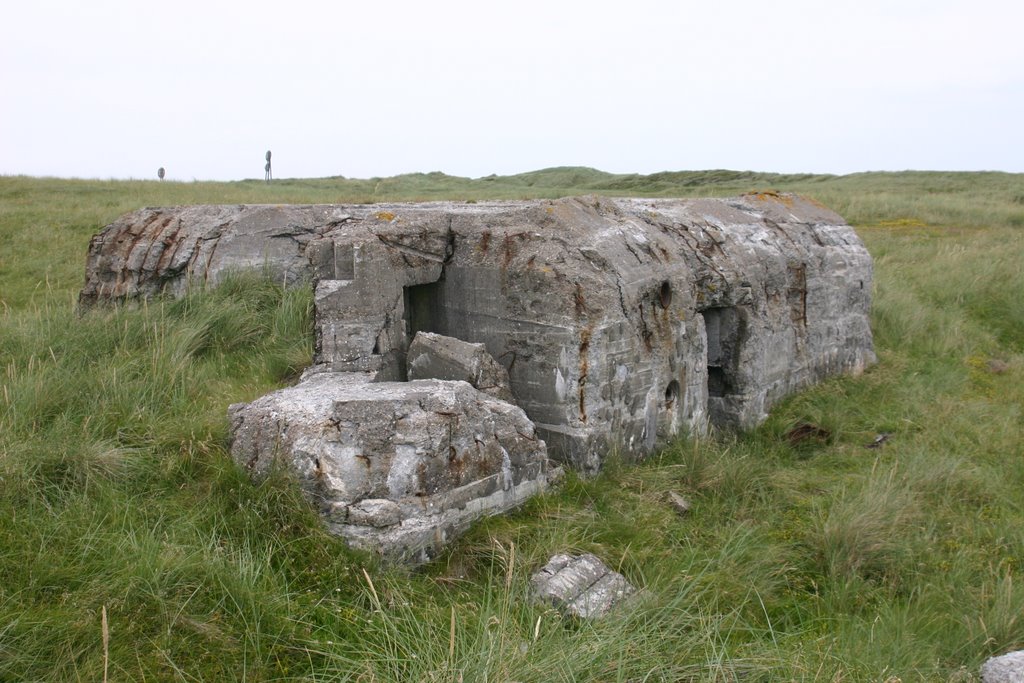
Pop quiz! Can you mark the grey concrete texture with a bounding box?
[407,331,514,401]
[530,553,636,618]
[78,204,346,305]
[81,194,876,474]
[228,371,551,562]
[982,651,1024,683]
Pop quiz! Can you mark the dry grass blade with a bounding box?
[101,605,109,683]
[449,605,456,660]
[363,568,382,612]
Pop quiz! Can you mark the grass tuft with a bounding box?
[812,466,922,583]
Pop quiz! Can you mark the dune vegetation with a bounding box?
[1,169,1022,681]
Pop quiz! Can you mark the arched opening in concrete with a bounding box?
[659,280,673,309]
[664,379,680,409]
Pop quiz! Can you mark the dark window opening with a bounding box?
[404,281,446,341]
[664,379,680,408]
[702,306,743,400]
[707,367,728,398]
[394,281,449,382]
[659,281,673,309]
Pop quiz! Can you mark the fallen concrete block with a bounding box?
[530,553,635,618]
[228,372,551,563]
[407,331,514,401]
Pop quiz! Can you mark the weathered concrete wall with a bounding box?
[82,194,874,472]
[78,204,345,305]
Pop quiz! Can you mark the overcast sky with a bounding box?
[2,0,1022,181]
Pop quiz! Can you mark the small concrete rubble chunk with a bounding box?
[407,332,514,402]
[667,490,691,515]
[982,650,1024,683]
[228,371,551,563]
[530,553,635,618]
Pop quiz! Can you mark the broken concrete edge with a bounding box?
[329,472,550,564]
[76,203,330,308]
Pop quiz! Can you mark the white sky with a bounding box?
[2,0,1022,181]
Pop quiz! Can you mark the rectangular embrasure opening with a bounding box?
[403,281,446,340]
[702,306,740,399]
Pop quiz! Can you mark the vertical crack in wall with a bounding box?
[787,263,808,328]
[578,327,591,423]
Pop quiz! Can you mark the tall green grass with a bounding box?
[1,170,1022,680]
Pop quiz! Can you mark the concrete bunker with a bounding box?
[80,194,876,559]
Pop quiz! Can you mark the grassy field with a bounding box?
[1,169,1022,681]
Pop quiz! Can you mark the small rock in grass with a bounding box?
[530,553,635,619]
[982,650,1024,683]
[987,359,1010,375]
[667,490,691,516]
[865,432,892,449]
